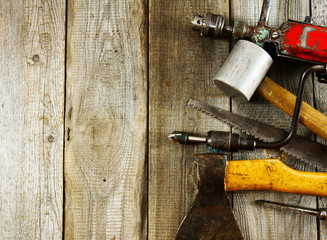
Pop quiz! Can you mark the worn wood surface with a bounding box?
[64,0,147,239]
[1,0,327,239]
[148,1,230,239]
[0,0,65,239]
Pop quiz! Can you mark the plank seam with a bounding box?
[62,0,68,239]
[146,0,150,238]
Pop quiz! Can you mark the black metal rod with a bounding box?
[256,64,326,149]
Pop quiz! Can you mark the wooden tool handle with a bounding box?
[257,77,327,141]
[225,158,327,197]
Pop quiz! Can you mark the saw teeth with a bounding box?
[189,100,269,142]
[189,100,300,161]
[187,99,326,168]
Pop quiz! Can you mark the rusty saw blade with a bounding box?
[188,99,327,170]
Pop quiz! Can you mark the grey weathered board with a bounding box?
[0,1,65,239]
[148,0,230,239]
[0,0,326,239]
[64,0,148,239]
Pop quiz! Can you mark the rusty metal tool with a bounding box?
[175,154,327,239]
[255,200,327,221]
[192,0,327,64]
[211,40,327,145]
[191,0,327,144]
[172,99,327,170]
[257,76,327,142]
[169,130,257,151]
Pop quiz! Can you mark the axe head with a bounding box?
[175,154,243,240]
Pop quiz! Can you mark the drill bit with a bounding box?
[168,131,256,151]
[255,200,327,221]
[168,131,207,144]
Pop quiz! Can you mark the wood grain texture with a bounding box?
[0,0,65,239]
[64,0,147,239]
[148,0,230,239]
[226,159,327,197]
[231,0,318,239]
[1,0,325,239]
[311,0,327,238]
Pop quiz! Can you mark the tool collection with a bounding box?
[168,0,327,239]
[175,155,327,240]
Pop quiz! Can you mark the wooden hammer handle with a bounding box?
[225,159,327,197]
[257,77,327,141]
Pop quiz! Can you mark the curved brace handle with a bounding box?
[256,64,326,149]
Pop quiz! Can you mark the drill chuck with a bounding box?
[191,13,227,38]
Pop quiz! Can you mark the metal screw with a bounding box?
[271,31,279,39]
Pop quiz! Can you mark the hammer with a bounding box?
[213,40,327,143]
[191,0,327,142]
[175,154,327,240]
[256,76,327,142]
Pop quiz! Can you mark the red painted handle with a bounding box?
[281,21,327,63]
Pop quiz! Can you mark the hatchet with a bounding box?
[175,154,327,240]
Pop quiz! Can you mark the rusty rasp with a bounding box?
[188,99,327,170]
[175,154,243,240]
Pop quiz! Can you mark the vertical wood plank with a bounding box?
[231,0,318,239]
[0,0,65,239]
[65,0,148,239]
[148,1,230,239]
[311,0,327,238]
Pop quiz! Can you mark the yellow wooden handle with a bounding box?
[225,158,327,197]
[257,77,327,141]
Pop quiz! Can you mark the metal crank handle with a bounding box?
[257,75,327,142]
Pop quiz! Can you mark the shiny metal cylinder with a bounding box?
[213,40,273,101]
[191,13,225,38]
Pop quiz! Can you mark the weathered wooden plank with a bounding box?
[64,0,148,239]
[311,0,327,239]
[0,0,65,239]
[148,0,230,239]
[231,0,317,239]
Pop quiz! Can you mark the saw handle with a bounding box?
[257,76,327,141]
[225,158,327,197]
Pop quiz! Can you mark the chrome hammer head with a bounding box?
[175,154,243,240]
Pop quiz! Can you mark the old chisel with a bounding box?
[175,154,327,240]
[183,99,327,170]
